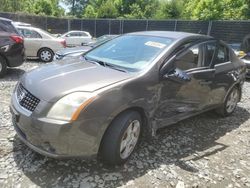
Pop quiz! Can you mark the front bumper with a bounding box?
[53,53,64,61]
[10,91,101,159]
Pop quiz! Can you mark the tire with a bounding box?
[0,56,7,78]
[99,111,142,165]
[216,86,240,117]
[38,48,54,62]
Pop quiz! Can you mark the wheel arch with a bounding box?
[223,82,242,103]
[37,47,54,57]
[97,106,151,154]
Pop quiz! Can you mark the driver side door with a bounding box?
[155,40,218,128]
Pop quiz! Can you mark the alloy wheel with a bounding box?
[120,120,141,159]
[226,88,239,114]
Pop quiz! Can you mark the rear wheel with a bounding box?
[0,56,7,78]
[99,111,142,165]
[216,86,240,117]
[38,48,54,62]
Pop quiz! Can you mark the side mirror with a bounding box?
[163,68,191,83]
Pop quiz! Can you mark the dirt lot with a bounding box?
[0,61,250,188]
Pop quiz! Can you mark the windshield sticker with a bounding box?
[145,41,166,49]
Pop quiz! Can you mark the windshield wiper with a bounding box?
[105,63,127,73]
[83,56,107,67]
[84,56,127,73]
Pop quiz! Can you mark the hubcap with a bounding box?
[226,89,239,113]
[40,50,52,62]
[120,120,141,159]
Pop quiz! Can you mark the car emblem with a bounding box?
[19,91,26,101]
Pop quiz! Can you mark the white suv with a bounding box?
[60,30,92,47]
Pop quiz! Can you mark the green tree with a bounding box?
[124,3,144,19]
[222,0,248,20]
[97,0,119,18]
[154,0,184,19]
[83,4,97,18]
[34,0,53,15]
[63,0,89,17]
[184,0,222,20]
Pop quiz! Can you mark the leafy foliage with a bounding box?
[1,0,250,20]
[0,0,65,17]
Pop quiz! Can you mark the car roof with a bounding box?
[128,31,211,40]
[16,25,40,30]
[13,22,31,27]
[0,17,12,22]
[67,30,89,33]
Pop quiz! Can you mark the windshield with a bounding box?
[39,29,55,38]
[93,35,113,46]
[84,35,173,72]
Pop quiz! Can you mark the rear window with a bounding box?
[0,20,18,34]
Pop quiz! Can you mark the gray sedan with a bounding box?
[10,31,246,165]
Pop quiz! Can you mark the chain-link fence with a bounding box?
[1,12,250,44]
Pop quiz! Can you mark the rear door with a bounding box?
[18,28,42,57]
[211,43,236,104]
[64,32,79,46]
[79,32,91,45]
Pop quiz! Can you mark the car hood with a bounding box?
[21,59,132,102]
[56,46,92,56]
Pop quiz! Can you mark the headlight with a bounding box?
[47,92,96,122]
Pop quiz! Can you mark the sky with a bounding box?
[59,1,69,13]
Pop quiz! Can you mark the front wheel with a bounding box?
[216,86,240,117]
[99,111,142,165]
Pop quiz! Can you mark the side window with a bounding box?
[204,42,217,67]
[68,32,78,37]
[174,44,202,70]
[21,29,41,38]
[80,32,88,37]
[174,41,217,70]
[215,44,229,65]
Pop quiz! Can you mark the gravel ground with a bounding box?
[0,61,250,188]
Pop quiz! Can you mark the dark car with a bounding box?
[0,17,25,77]
[10,31,246,165]
[54,35,117,61]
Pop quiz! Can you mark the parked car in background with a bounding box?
[11,31,246,165]
[16,25,66,62]
[54,35,117,61]
[0,17,25,77]
[59,30,92,47]
[228,43,246,57]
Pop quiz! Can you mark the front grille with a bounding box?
[16,84,40,112]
